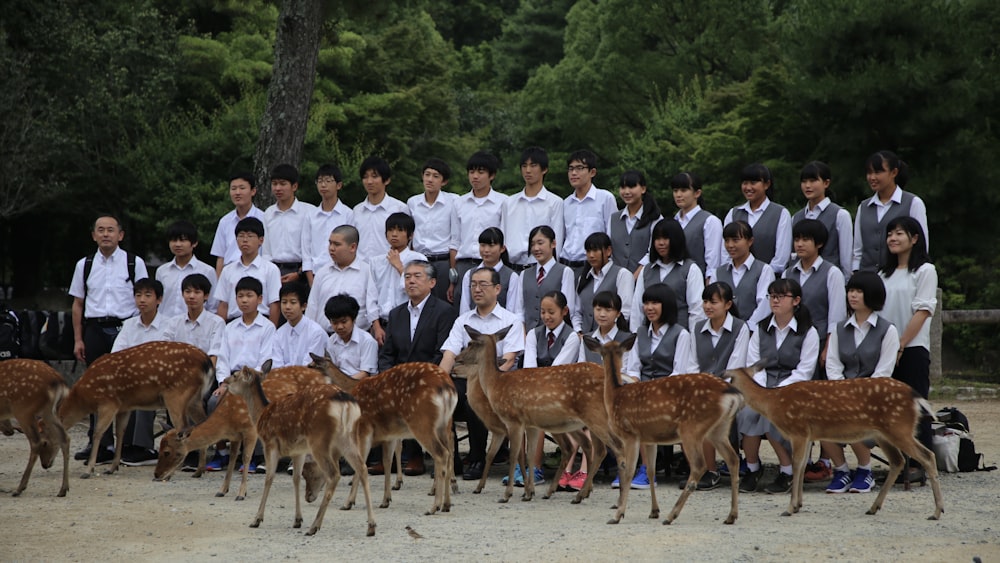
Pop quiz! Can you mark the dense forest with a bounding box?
[2,0,998,372]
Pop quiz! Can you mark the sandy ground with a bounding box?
[1,401,999,562]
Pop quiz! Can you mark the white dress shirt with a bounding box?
[306,258,379,332]
[674,205,723,277]
[262,198,315,266]
[630,260,706,332]
[211,255,282,319]
[712,255,775,329]
[880,263,937,351]
[69,248,149,319]
[450,189,507,259]
[563,185,617,262]
[155,257,218,318]
[272,315,328,368]
[369,248,427,319]
[351,194,409,262]
[624,324,698,379]
[523,322,581,368]
[722,198,792,274]
[796,197,853,273]
[785,256,847,335]
[693,313,750,372]
[572,261,634,329]
[441,303,525,358]
[530,256,580,331]
[459,262,524,316]
[210,206,265,266]
[825,312,900,380]
[111,312,168,353]
[851,186,929,271]
[408,191,458,256]
[163,310,225,357]
[215,313,276,382]
[747,317,820,387]
[326,325,378,378]
[306,199,354,271]
[501,187,565,266]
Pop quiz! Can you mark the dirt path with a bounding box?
[2,401,999,562]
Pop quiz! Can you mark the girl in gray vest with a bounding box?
[574,232,634,333]
[722,163,792,275]
[738,278,819,494]
[715,220,774,328]
[522,225,578,333]
[852,151,929,272]
[822,272,900,494]
[579,290,633,365]
[671,172,723,280]
[458,227,523,316]
[610,170,661,274]
[630,219,705,333]
[791,161,853,273]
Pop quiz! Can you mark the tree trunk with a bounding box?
[252,0,324,207]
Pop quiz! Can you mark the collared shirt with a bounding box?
[501,187,565,266]
[674,205,723,277]
[459,262,524,316]
[210,206,266,266]
[624,323,698,378]
[630,260,706,333]
[786,256,847,335]
[450,189,508,259]
[617,205,644,234]
[69,248,149,319]
[306,199,354,271]
[111,312,168,353]
[155,257,218,318]
[826,312,900,380]
[326,325,378,378]
[695,313,750,370]
[799,197,854,274]
[211,254,282,319]
[263,198,316,264]
[306,258,378,332]
[722,198,792,274]
[532,256,580,331]
[523,322,580,368]
[880,262,937,351]
[408,191,458,255]
[215,313,276,382]
[351,194,409,262]
[747,317,820,387]
[571,261,634,329]
[563,185,617,262]
[369,248,427,319]
[851,186,930,271]
[162,309,225,357]
[441,303,525,357]
[272,315,328,368]
[408,293,431,341]
[711,255,775,328]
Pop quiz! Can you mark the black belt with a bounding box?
[274,261,302,270]
[558,258,587,268]
[456,258,480,265]
[424,253,450,262]
[88,316,125,326]
[510,263,533,273]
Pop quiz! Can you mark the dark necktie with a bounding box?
[537,265,545,286]
[547,330,555,349]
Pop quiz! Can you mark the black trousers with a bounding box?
[892,346,933,458]
[451,376,488,464]
[83,321,121,449]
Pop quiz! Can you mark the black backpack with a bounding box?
[40,311,76,361]
[0,303,19,360]
[17,309,45,360]
[936,407,996,472]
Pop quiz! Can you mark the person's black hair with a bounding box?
[166,220,199,244]
[865,150,909,189]
[792,218,828,249]
[519,146,549,170]
[316,164,343,182]
[845,271,886,311]
[703,281,740,319]
[422,157,452,181]
[235,276,263,296]
[618,170,662,230]
[235,217,264,238]
[133,278,163,299]
[648,218,689,264]
[324,293,360,321]
[740,162,775,199]
[181,273,212,294]
[592,290,629,331]
[529,225,558,261]
[470,266,501,286]
[228,171,255,188]
[722,220,754,240]
[270,163,299,185]
[331,224,359,246]
[541,290,570,326]
[879,216,931,277]
[93,214,123,231]
[765,278,811,334]
[641,283,679,327]
[279,281,310,304]
[800,161,831,182]
[567,149,598,169]
[359,155,392,181]
[478,227,511,267]
[466,151,499,175]
[670,172,705,206]
[584,231,612,251]
[385,212,415,236]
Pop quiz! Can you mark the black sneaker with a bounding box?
[697,471,722,491]
[463,460,485,481]
[765,472,793,494]
[121,447,159,467]
[181,451,200,472]
[739,469,761,493]
[86,447,115,466]
[74,445,93,461]
[339,459,355,476]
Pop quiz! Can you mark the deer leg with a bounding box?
[303,452,335,536]
[215,440,239,497]
[500,425,524,503]
[250,444,277,529]
[191,447,208,478]
[341,442,376,537]
[573,432,602,504]
[287,453,304,529]
[609,439,639,524]
[784,437,809,516]
[664,435,705,525]
[103,410,130,475]
[343,435,371,510]
[12,414,42,496]
[379,441,393,508]
[234,432,253,501]
[896,438,944,520]
[712,425,741,525]
[476,429,505,494]
[45,412,71,497]
[643,444,660,519]
[546,433,574,500]
[521,427,542,502]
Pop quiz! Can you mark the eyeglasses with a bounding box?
[236,233,260,241]
[567,165,590,173]
[768,294,794,301]
[316,177,339,184]
[470,281,499,289]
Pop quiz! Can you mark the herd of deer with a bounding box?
[0,331,945,537]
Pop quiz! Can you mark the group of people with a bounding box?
[67,146,936,498]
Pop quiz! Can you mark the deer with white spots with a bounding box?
[455,326,617,504]
[727,363,944,520]
[307,353,458,515]
[0,359,71,497]
[585,335,743,525]
[58,341,213,478]
[226,363,376,537]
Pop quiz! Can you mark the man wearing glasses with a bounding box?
[562,150,617,281]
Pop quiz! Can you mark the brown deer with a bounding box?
[584,335,743,525]
[455,326,618,504]
[727,364,944,520]
[0,359,71,497]
[308,353,458,515]
[58,341,213,478]
[227,362,376,537]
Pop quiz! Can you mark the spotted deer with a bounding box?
[308,353,458,515]
[455,326,619,504]
[0,359,71,497]
[227,363,376,537]
[727,364,944,520]
[58,341,213,477]
[585,335,743,525]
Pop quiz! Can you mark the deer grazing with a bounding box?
[455,326,616,504]
[727,364,944,520]
[227,362,376,537]
[0,359,71,497]
[584,335,743,525]
[308,353,458,515]
[59,341,213,478]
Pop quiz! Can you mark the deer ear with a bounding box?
[261,359,272,375]
[177,428,191,441]
[464,325,482,339]
[309,352,322,364]
[621,334,637,351]
[582,335,601,352]
[494,325,512,340]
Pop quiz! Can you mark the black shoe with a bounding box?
[765,472,793,494]
[463,460,485,481]
[181,451,200,472]
[739,469,761,493]
[121,447,159,467]
[86,447,115,466]
[74,445,93,461]
[697,471,722,491]
[339,459,355,476]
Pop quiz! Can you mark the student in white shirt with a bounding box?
[306,164,354,275]
[713,220,774,328]
[324,294,378,380]
[609,170,662,275]
[671,172,723,280]
[211,217,281,325]
[521,225,579,333]
[459,227,524,315]
[501,146,564,270]
[162,273,224,362]
[791,161,853,273]
[157,220,218,318]
[574,232,633,333]
[562,149,617,277]
[408,158,458,301]
[721,163,792,275]
[307,224,380,339]
[210,172,265,278]
[271,282,327,368]
[369,213,427,326]
[631,219,705,332]
[262,163,315,284]
[352,156,409,262]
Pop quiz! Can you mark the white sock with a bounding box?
[820,458,831,468]
[218,448,230,456]
[836,463,849,473]
[747,461,761,472]
[780,465,793,475]
[857,463,871,471]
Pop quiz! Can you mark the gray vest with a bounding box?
[637,323,685,381]
[733,201,785,266]
[714,259,767,323]
[857,191,916,272]
[693,317,747,378]
[522,262,570,332]
[583,329,634,365]
[533,324,573,367]
[642,260,695,330]
[609,212,653,273]
[577,264,626,334]
[791,202,844,271]
[681,209,710,274]
[784,259,833,339]
[463,265,514,311]
[757,320,809,387]
[835,316,892,379]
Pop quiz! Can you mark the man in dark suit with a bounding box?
[376,260,457,476]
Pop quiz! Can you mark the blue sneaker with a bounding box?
[238,460,257,474]
[826,469,853,494]
[721,457,748,477]
[849,468,874,493]
[611,475,621,489]
[630,465,652,490]
[533,467,545,485]
[502,464,525,487]
[205,453,229,472]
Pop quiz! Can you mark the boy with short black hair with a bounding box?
[562,150,617,278]
[370,213,427,328]
[408,158,458,300]
[163,273,224,362]
[271,282,327,368]
[210,172,266,278]
[450,151,508,309]
[324,294,377,380]
[212,217,281,326]
[307,163,354,273]
[157,220,217,318]
[352,156,409,261]
[306,224,380,339]
[501,146,564,270]
[263,163,315,284]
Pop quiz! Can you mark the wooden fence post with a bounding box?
[930,288,943,382]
